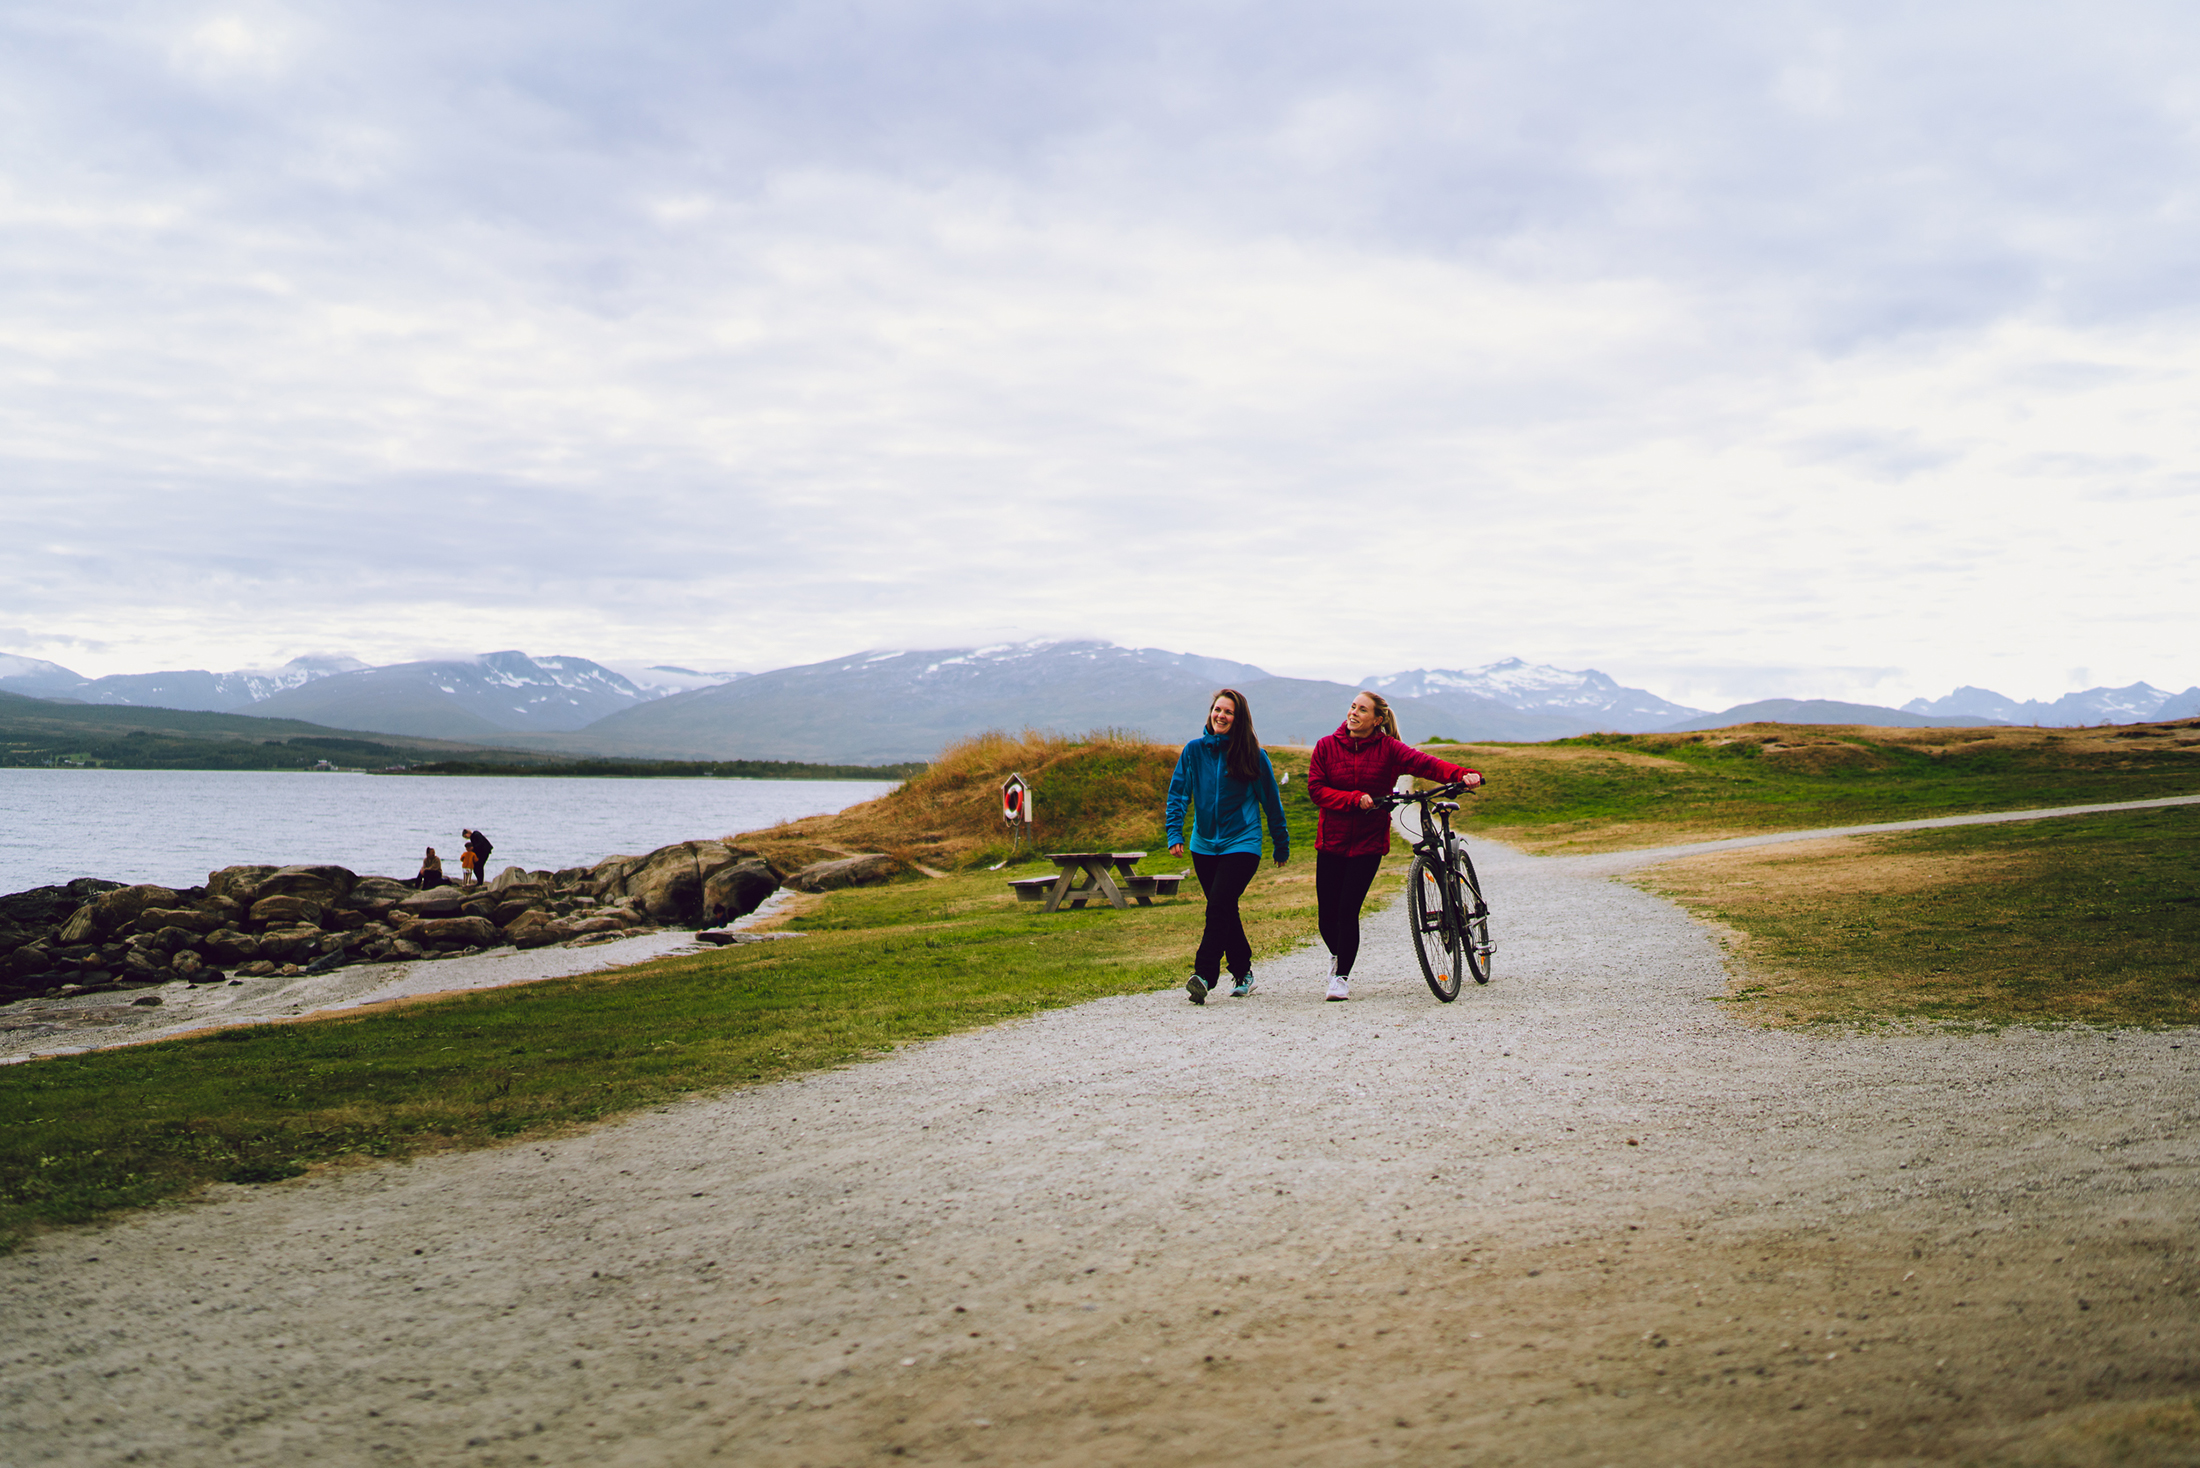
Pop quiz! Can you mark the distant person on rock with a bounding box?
[415,847,445,890]
[1307,691,1480,1002]
[1167,688,1289,1004]
[464,828,493,886]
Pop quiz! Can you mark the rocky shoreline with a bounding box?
[0,840,906,1010]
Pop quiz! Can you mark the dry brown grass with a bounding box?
[729,730,1181,874]
[1635,806,2200,1028]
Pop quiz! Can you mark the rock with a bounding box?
[560,915,631,937]
[348,876,416,907]
[254,865,357,905]
[132,906,224,936]
[553,866,592,888]
[149,925,197,954]
[0,878,124,930]
[406,915,502,949]
[171,951,208,979]
[233,959,278,978]
[131,994,163,1006]
[784,854,902,893]
[492,898,545,928]
[488,866,550,895]
[206,865,281,905]
[249,894,325,927]
[503,909,558,943]
[59,884,181,944]
[591,841,757,926]
[203,929,259,965]
[397,885,468,918]
[123,948,169,979]
[255,927,323,962]
[703,857,783,925]
[5,944,52,981]
[389,938,426,959]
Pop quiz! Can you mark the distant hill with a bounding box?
[1658,699,2001,732]
[0,688,554,769]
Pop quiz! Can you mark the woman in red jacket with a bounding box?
[1306,691,1480,1001]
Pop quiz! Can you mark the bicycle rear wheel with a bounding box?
[1455,845,1492,985]
[1408,853,1464,1002]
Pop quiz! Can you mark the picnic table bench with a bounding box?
[1008,852,1187,912]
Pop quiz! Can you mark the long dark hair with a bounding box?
[1207,687,1264,783]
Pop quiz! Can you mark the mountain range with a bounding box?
[3,643,2192,764]
[0,652,746,736]
[1903,683,2200,726]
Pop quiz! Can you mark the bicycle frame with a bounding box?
[1376,780,1492,997]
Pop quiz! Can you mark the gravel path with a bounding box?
[3,836,2195,1466]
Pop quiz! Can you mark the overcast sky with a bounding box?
[4,1,2197,709]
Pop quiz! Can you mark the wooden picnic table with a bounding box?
[1006,851,1187,913]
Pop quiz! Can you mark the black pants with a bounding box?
[1316,851,1384,976]
[1190,851,1261,980]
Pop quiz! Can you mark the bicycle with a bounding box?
[1372,780,1492,1001]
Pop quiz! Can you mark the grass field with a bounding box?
[1442,721,2200,852]
[6,720,2195,1249]
[1636,804,2200,1029]
[0,745,1345,1250]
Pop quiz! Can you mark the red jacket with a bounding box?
[1306,724,1478,856]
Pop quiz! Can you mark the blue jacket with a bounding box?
[1165,731,1290,860]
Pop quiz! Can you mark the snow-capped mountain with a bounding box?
[1902,682,2195,726]
[0,650,744,735]
[0,654,85,699]
[0,654,366,710]
[600,663,752,697]
[562,641,1643,761]
[243,652,689,738]
[1365,658,1705,733]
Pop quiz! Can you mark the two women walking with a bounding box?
[1166,685,1479,1003]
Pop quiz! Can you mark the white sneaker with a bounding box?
[1325,975,1350,1002]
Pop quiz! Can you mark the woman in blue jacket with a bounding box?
[1166,687,1290,1003]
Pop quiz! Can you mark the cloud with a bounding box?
[0,1,2196,705]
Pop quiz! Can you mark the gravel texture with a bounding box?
[2,835,2194,1466]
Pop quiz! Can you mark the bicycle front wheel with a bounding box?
[1408,853,1465,1002]
[1456,846,1492,985]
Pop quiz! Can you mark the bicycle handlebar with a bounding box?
[1370,779,1479,811]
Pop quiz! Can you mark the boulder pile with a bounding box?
[0,837,887,1009]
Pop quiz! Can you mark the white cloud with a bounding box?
[0,0,2196,709]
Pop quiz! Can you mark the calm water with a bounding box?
[0,769,895,894]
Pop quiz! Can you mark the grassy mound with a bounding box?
[1439,718,2200,854]
[735,730,1182,873]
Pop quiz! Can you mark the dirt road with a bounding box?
[3,839,2194,1466]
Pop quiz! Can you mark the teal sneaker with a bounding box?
[1186,973,1210,1005]
[1230,975,1254,998]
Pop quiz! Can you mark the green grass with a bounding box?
[1451,724,2200,852]
[1638,806,2200,1028]
[0,764,1337,1251]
